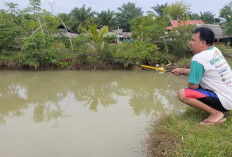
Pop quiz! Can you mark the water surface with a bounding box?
[0,70,186,157]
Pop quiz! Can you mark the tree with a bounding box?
[4,2,19,15]
[220,1,232,36]
[167,25,195,60]
[0,11,21,51]
[188,13,201,20]
[82,25,109,54]
[200,11,218,24]
[130,14,168,42]
[164,1,190,20]
[69,5,95,33]
[29,0,41,15]
[96,10,116,29]
[116,2,143,32]
[149,3,168,16]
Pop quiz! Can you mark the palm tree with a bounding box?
[96,10,116,29]
[200,11,217,24]
[116,2,143,32]
[69,5,95,33]
[149,3,168,16]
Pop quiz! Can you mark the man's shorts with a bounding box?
[184,88,228,112]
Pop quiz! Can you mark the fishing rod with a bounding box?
[81,54,173,72]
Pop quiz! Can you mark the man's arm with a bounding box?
[172,68,190,76]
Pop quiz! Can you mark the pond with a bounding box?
[0,70,187,157]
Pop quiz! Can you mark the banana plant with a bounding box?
[82,25,109,54]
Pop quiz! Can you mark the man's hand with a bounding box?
[172,68,183,76]
[172,68,190,76]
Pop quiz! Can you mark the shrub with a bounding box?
[214,43,230,54]
[112,41,168,66]
[23,33,55,51]
[22,48,58,69]
[72,35,90,50]
[167,25,195,59]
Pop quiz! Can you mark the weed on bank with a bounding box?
[145,108,232,157]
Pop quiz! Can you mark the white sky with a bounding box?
[0,0,231,17]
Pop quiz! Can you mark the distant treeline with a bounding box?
[0,0,231,70]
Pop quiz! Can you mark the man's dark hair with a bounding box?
[193,27,215,46]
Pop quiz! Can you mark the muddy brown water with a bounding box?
[0,70,186,157]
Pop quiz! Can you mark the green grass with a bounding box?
[145,108,232,157]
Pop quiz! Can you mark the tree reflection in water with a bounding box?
[0,71,185,124]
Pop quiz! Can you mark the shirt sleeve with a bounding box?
[188,61,204,84]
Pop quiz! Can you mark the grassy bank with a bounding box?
[145,107,232,157]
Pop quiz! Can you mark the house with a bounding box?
[166,20,231,45]
[55,25,78,38]
[166,20,205,30]
[197,24,223,39]
[197,24,232,45]
[107,29,131,44]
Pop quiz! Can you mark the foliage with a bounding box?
[22,48,58,69]
[164,1,190,20]
[175,57,191,68]
[112,41,168,66]
[219,2,232,36]
[214,43,231,54]
[105,34,116,43]
[23,32,55,50]
[200,11,219,24]
[39,11,60,35]
[28,0,41,15]
[116,2,143,32]
[225,56,232,68]
[148,3,168,16]
[167,25,194,60]
[0,50,23,68]
[130,14,169,42]
[1,0,230,70]
[4,2,19,15]
[188,13,201,20]
[96,10,116,29]
[0,11,21,51]
[69,5,95,33]
[82,25,109,54]
[72,35,91,49]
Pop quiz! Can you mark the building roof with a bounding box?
[196,24,223,39]
[56,25,78,38]
[166,20,205,30]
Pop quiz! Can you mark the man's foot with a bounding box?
[199,117,226,125]
[202,112,224,123]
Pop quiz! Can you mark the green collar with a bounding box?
[207,46,214,50]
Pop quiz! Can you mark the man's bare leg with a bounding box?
[178,89,224,123]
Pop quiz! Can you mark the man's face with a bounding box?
[189,32,205,53]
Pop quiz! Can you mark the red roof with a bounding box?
[166,20,205,30]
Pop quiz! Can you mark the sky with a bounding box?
[0,0,231,17]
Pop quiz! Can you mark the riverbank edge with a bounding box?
[144,107,232,156]
[0,61,177,71]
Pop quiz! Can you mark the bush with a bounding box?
[0,51,22,68]
[22,49,58,69]
[112,41,169,66]
[23,33,55,51]
[214,43,231,54]
[167,25,195,59]
[72,35,90,50]
[105,34,116,43]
